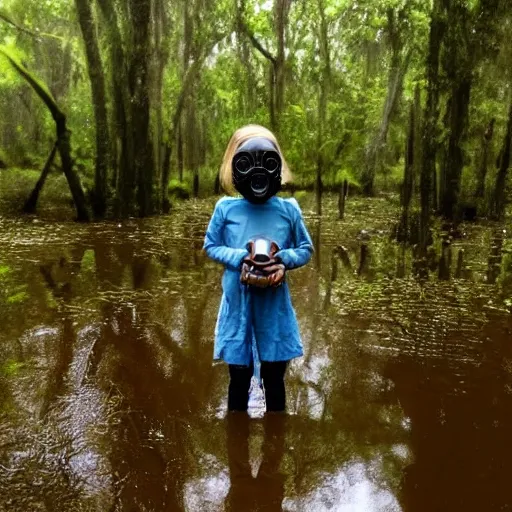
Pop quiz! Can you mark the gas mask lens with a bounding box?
[234,154,252,174]
[262,153,279,172]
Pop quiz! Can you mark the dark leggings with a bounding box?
[228,361,288,412]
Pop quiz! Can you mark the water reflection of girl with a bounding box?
[204,125,313,413]
[225,412,286,511]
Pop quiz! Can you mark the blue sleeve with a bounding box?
[203,199,250,271]
[275,199,314,269]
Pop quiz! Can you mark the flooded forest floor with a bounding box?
[0,192,511,511]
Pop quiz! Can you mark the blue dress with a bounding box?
[203,195,314,366]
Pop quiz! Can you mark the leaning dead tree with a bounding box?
[362,8,413,196]
[0,47,89,221]
[23,141,58,214]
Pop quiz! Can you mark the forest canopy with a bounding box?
[0,0,511,222]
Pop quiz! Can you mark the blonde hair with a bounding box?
[219,124,292,195]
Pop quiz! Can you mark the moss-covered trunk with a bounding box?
[75,0,110,218]
[420,0,445,255]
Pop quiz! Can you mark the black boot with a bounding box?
[261,361,288,412]
[228,364,254,411]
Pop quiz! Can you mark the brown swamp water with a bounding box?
[0,194,511,512]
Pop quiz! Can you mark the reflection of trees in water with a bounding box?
[0,242,96,511]
[318,240,512,512]
[83,235,224,511]
[285,316,409,500]
[38,244,86,418]
[288,215,512,510]
[383,310,512,512]
[0,216,223,511]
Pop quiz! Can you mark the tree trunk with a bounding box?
[160,4,221,209]
[241,3,288,133]
[187,92,199,198]
[161,64,196,207]
[151,0,169,209]
[109,111,118,190]
[23,141,58,214]
[315,0,330,216]
[398,98,416,242]
[273,0,290,134]
[243,40,255,114]
[338,179,348,220]
[475,118,495,199]
[438,236,452,281]
[236,0,255,115]
[439,77,472,220]
[432,145,438,211]
[96,0,134,218]
[413,85,422,194]
[269,65,277,133]
[486,228,504,284]
[200,115,207,167]
[129,0,154,217]
[491,98,512,219]
[177,121,184,182]
[420,0,445,257]
[439,2,474,221]
[56,119,90,221]
[75,0,110,218]
[214,172,220,195]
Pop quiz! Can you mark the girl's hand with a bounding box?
[265,263,286,287]
[240,261,285,288]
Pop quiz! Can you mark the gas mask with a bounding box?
[232,137,282,204]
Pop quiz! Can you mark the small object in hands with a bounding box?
[240,238,286,288]
[252,238,274,263]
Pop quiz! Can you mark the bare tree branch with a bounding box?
[0,10,63,41]
[239,21,277,64]
[0,47,63,122]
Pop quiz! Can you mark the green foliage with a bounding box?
[0,168,72,214]
[333,168,361,188]
[0,359,24,377]
[6,288,28,304]
[0,0,510,218]
[0,44,57,105]
[81,249,95,273]
[294,190,308,202]
[168,179,191,199]
[374,161,405,193]
[0,36,27,87]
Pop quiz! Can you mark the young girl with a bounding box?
[203,125,313,413]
